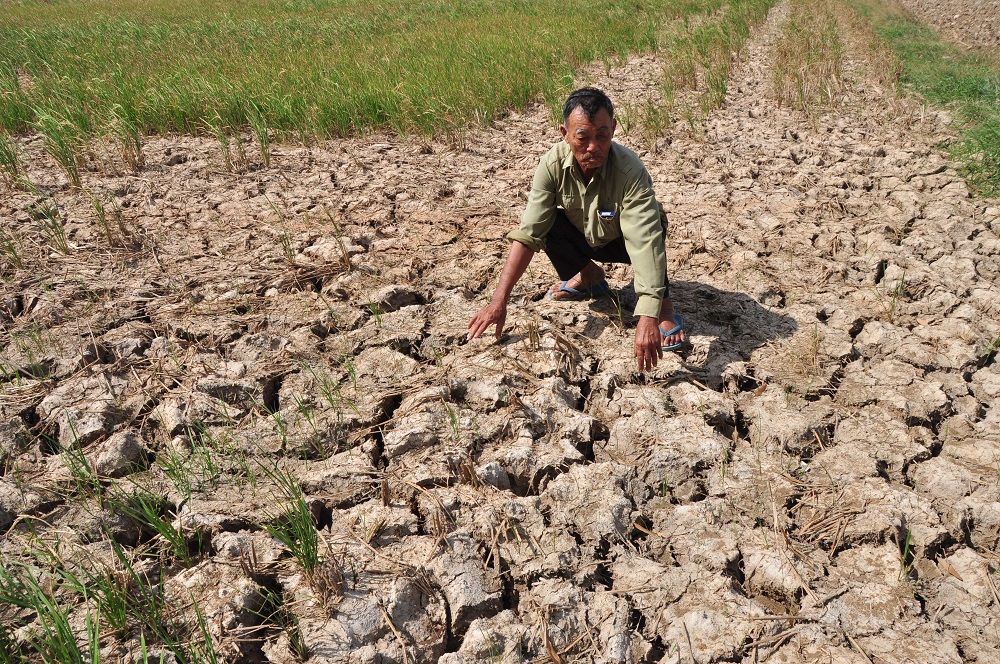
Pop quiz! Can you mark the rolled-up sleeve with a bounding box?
[619,172,666,318]
[506,157,557,252]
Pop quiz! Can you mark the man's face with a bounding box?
[560,107,616,178]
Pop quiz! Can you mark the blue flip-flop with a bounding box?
[660,315,684,351]
[547,279,613,301]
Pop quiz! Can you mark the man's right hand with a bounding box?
[467,301,507,340]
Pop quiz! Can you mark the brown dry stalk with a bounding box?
[378,600,411,664]
[773,0,845,110]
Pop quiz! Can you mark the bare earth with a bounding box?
[896,0,1000,48]
[2,0,1000,662]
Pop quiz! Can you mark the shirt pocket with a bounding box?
[560,193,585,225]
[592,198,622,244]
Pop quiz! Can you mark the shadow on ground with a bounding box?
[589,280,798,388]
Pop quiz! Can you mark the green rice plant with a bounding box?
[108,480,201,566]
[108,105,144,171]
[0,226,26,271]
[188,597,220,664]
[0,561,95,664]
[0,131,26,188]
[205,117,233,172]
[246,100,270,167]
[104,536,170,635]
[978,333,1000,368]
[186,422,222,489]
[656,0,776,130]
[259,464,320,576]
[29,198,70,255]
[58,432,104,504]
[156,442,193,503]
[0,623,21,664]
[33,111,82,188]
[0,0,726,139]
[90,193,131,248]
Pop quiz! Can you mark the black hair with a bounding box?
[562,87,615,123]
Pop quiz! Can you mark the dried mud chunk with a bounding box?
[468,497,579,583]
[708,438,798,507]
[353,305,427,355]
[827,543,902,589]
[824,573,920,638]
[350,345,420,382]
[970,365,1000,402]
[941,431,1000,468]
[836,359,951,423]
[211,531,284,565]
[910,457,974,501]
[37,374,128,446]
[816,409,931,482]
[610,556,691,616]
[194,364,278,411]
[798,478,947,554]
[517,578,645,663]
[450,375,508,412]
[170,561,300,661]
[428,532,502,636]
[739,385,834,452]
[370,284,422,312]
[648,498,739,571]
[341,499,419,546]
[382,386,452,458]
[540,462,634,546]
[664,381,735,424]
[852,622,963,664]
[654,573,757,662]
[592,383,673,420]
[742,541,820,599]
[151,392,239,436]
[963,499,1000,553]
[604,412,727,500]
[438,610,526,664]
[295,452,376,507]
[226,334,290,363]
[474,461,510,490]
[89,431,147,478]
[482,416,593,496]
[0,418,30,460]
[0,478,31,532]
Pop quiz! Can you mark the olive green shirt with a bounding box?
[507,141,667,318]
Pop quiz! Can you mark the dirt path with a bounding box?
[2,0,1000,662]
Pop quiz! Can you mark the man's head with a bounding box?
[560,87,616,179]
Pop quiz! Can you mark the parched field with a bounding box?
[1,0,1000,662]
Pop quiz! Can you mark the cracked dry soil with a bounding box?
[2,1,1000,662]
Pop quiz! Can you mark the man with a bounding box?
[467,87,684,371]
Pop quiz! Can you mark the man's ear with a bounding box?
[559,123,568,140]
[611,118,618,136]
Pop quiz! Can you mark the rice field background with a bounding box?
[0,0,747,141]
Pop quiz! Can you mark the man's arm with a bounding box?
[619,172,669,370]
[467,240,535,340]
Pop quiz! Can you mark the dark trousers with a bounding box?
[542,209,669,292]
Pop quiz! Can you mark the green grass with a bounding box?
[0,0,730,143]
[850,0,1000,195]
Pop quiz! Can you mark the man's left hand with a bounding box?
[634,316,663,371]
